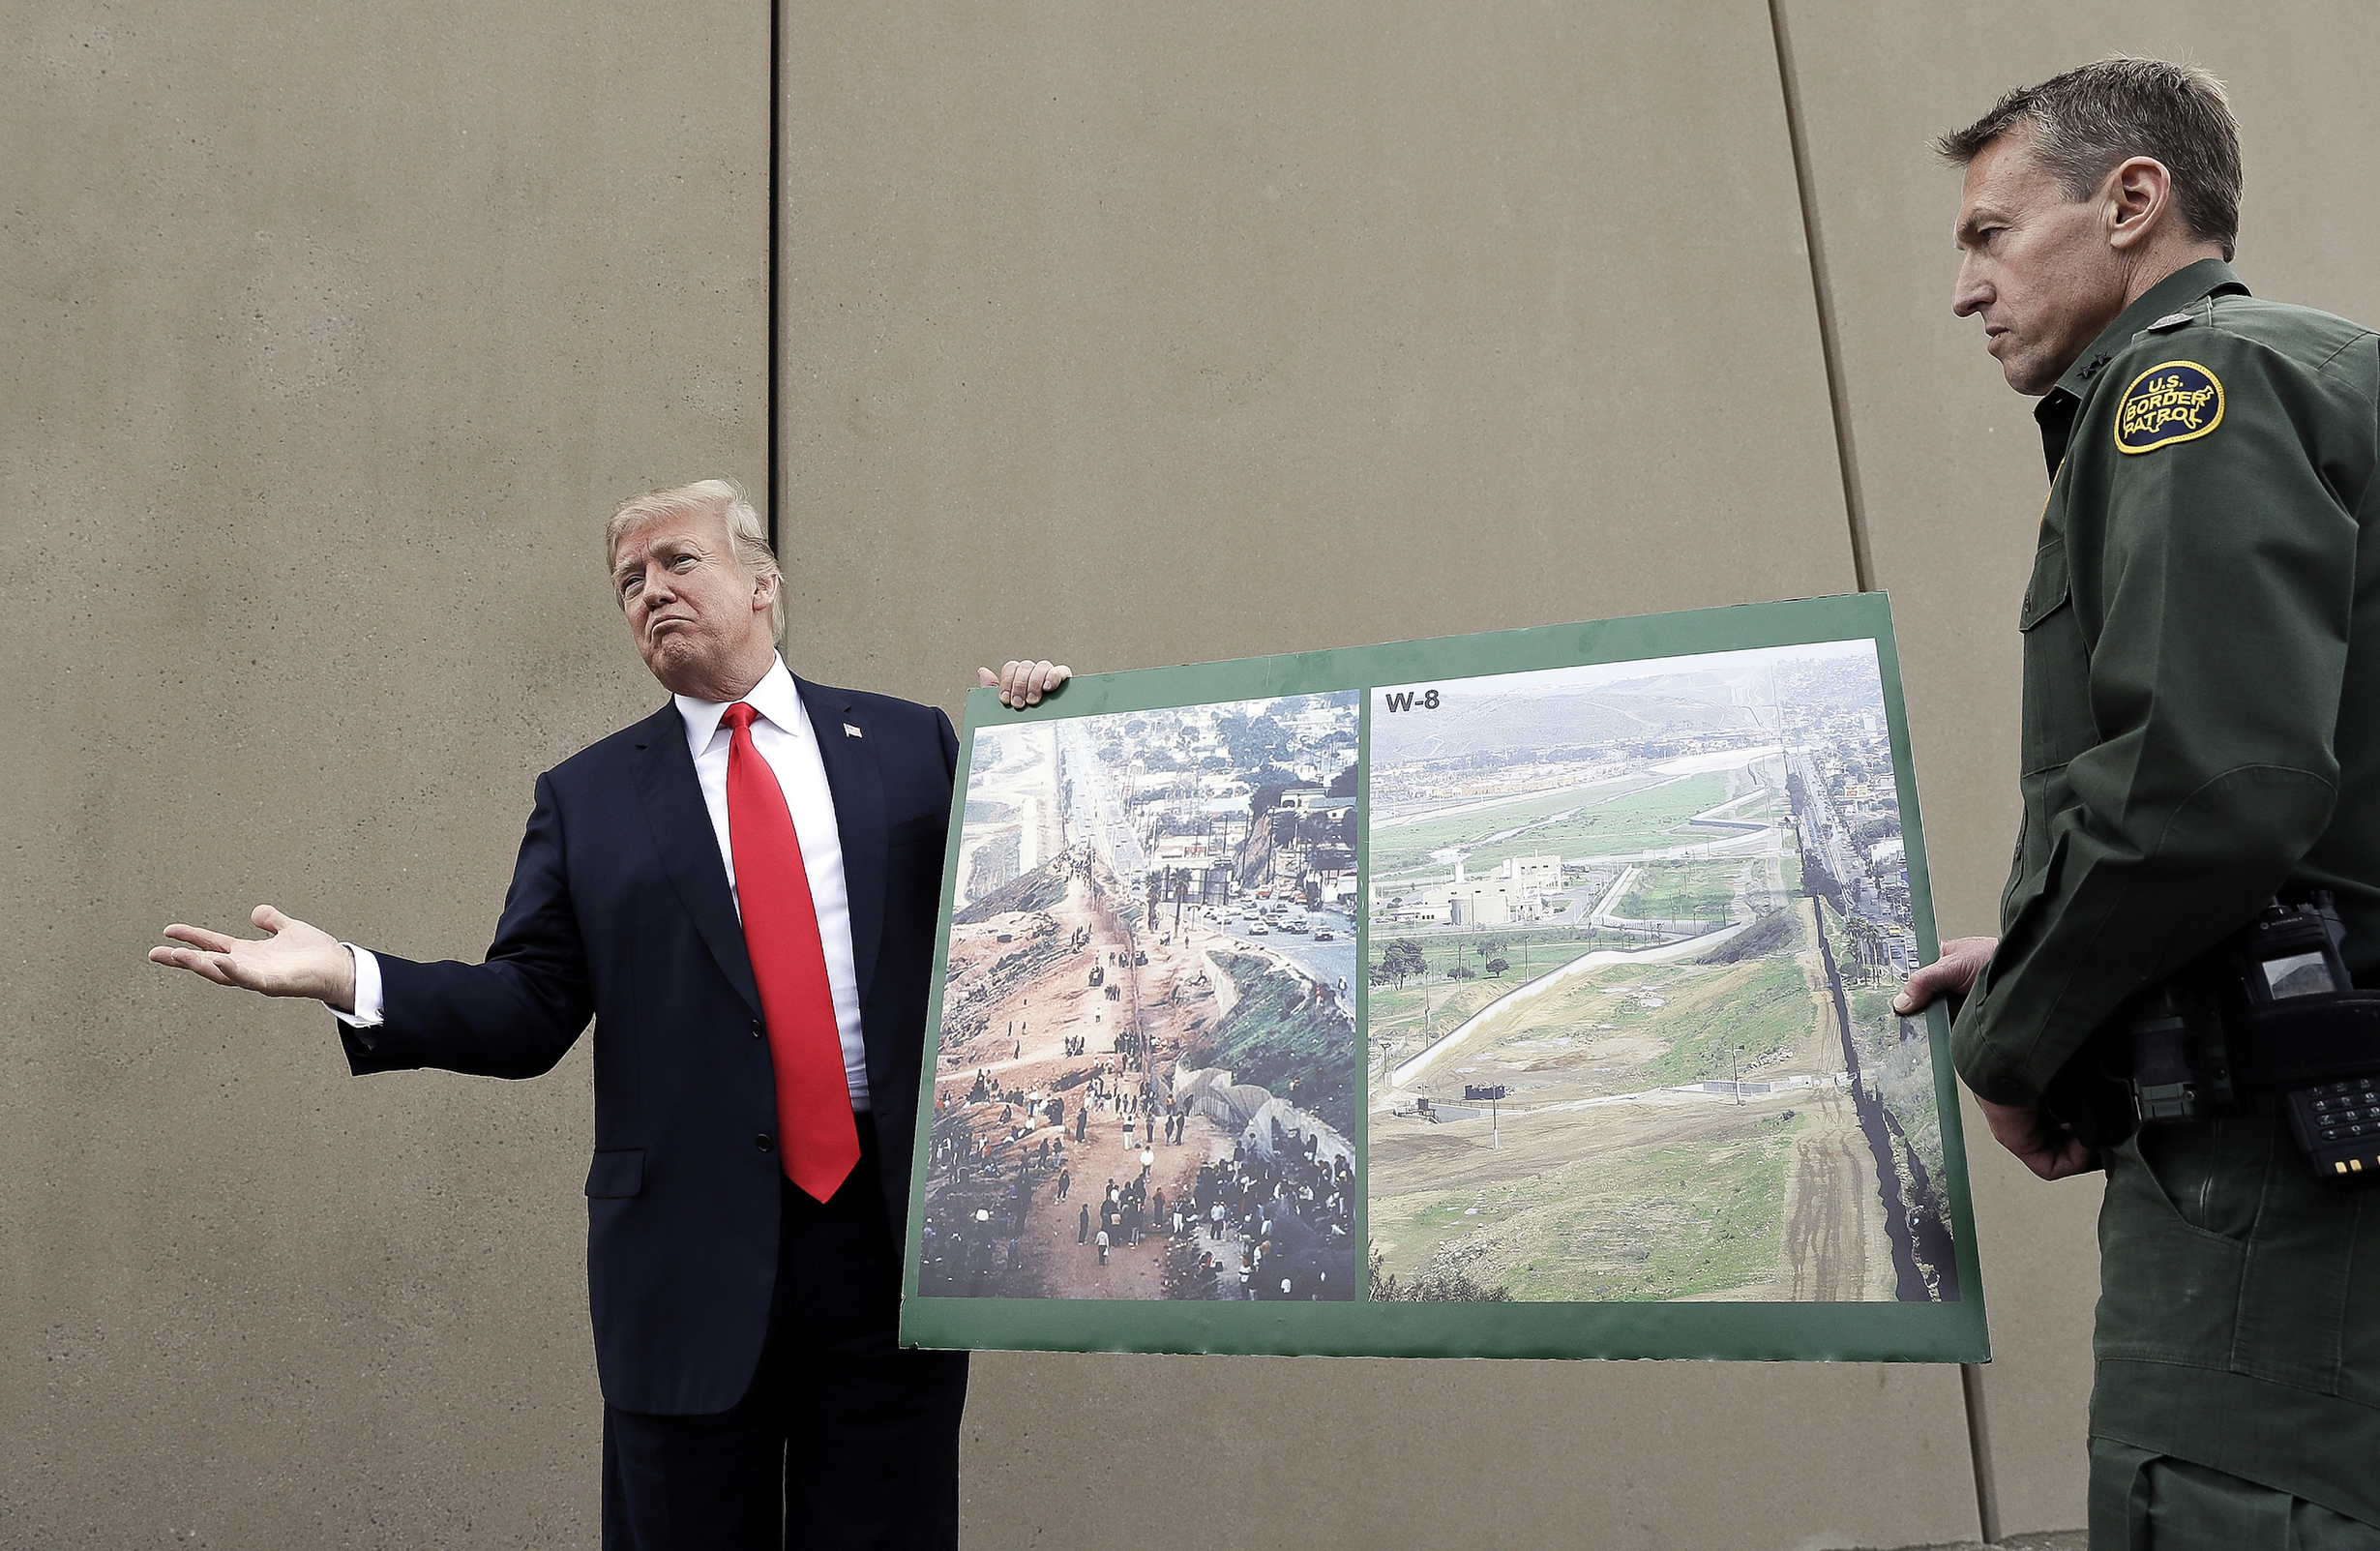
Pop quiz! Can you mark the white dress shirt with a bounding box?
[341,654,872,1111]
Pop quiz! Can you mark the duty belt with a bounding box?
[2044,893,2380,1182]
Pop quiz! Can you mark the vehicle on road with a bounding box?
[1249,922,1269,936]
[1314,930,1335,941]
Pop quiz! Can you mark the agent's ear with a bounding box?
[2104,156,2174,252]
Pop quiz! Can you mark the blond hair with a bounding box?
[605,479,783,641]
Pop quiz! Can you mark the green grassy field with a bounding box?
[1368,771,1734,877]
[1366,930,1606,1010]
[1369,945,1815,1077]
[1529,1121,1794,1300]
[1371,922,1659,975]
[1367,908,1829,1302]
[1373,1113,1799,1301]
[1637,955,1816,1086]
[1367,976,1510,1042]
[1616,858,1746,922]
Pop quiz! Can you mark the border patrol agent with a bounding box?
[1899,58,2380,1548]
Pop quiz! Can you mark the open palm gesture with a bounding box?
[149,905,357,1011]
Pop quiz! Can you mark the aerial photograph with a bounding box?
[1364,641,1956,1305]
[917,693,1365,1303]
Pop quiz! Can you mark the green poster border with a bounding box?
[903,592,1988,1362]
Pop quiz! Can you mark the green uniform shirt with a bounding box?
[1954,258,2380,1106]
[1952,260,2380,1522]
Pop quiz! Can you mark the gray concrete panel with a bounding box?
[781,6,1981,1549]
[777,1,1861,712]
[963,1351,1976,1551]
[1775,2,2380,1534]
[1,1,767,1542]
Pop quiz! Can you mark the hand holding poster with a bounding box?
[905,594,1987,1361]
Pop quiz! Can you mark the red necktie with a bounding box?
[723,702,859,1203]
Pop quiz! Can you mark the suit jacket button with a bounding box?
[751,1019,763,1038]
[756,1133,774,1152]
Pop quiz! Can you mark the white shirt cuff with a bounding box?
[334,944,385,1028]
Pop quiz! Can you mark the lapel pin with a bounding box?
[844,723,864,738]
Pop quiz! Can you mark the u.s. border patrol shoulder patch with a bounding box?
[2114,359,2224,454]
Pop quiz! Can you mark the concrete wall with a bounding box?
[776,6,1976,1549]
[10,0,2379,1545]
[1,0,766,1542]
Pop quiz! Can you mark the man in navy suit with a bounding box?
[150,479,1069,1549]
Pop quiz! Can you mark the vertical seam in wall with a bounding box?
[766,0,782,552]
[1767,0,1874,594]
[1772,0,1998,1536]
[1961,1359,2005,1542]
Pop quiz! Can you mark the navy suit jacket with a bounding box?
[339,676,958,1416]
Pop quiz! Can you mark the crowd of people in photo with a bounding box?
[1071,1057,1198,1150]
[1159,1131,1358,1301]
[1061,1021,1361,1302]
[1064,1119,1357,1301]
[919,1115,1054,1296]
[923,964,1359,1300]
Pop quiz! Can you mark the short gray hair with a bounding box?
[1936,56,2242,261]
[605,478,783,641]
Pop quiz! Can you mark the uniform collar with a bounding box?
[674,653,807,758]
[2034,257,2249,474]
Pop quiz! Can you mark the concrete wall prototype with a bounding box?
[774,6,1977,1549]
[10,0,2380,1545]
[0,0,767,1543]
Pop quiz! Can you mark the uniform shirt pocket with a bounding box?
[2018,537,2070,630]
[2018,539,2096,774]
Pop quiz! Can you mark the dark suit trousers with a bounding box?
[601,1128,968,1550]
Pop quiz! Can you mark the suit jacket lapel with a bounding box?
[628,701,763,1020]
[798,675,887,1004]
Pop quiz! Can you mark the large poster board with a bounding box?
[902,594,1986,1361]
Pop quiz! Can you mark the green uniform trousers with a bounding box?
[2093,1440,2380,1550]
[2088,1116,2380,1542]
